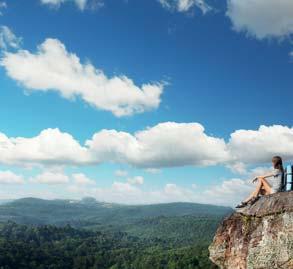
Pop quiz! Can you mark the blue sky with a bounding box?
[0,0,292,205]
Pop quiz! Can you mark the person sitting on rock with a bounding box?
[236,156,284,208]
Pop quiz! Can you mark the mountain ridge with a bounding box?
[0,197,232,230]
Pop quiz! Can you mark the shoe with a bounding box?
[235,201,248,208]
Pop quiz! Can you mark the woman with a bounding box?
[236,156,284,208]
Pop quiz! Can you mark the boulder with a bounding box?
[209,191,293,269]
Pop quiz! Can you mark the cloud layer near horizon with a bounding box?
[1,38,164,117]
[0,168,254,206]
[0,123,292,169]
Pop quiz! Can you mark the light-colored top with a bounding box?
[266,169,283,193]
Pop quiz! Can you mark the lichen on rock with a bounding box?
[209,191,293,269]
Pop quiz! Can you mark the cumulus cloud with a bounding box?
[127,176,144,185]
[0,128,91,167]
[66,177,253,206]
[68,181,142,204]
[203,178,253,205]
[0,170,25,184]
[0,2,7,15]
[67,181,182,204]
[0,26,21,50]
[72,173,96,185]
[87,122,230,168]
[66,168,264,206]
[159,0,211,13]
[1,38,164,117]
[30,171,70,184]
[0,123,292,169]
[228,125,293,164]
[226,162,247,175]
[248,166,272,178]
[0,174,253,205]
[226,0,293,39]
[40,0,87,10]
[0,170,264,206]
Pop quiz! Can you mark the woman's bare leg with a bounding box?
[243,178,272,203]
[243,180,262,203]
[259,178,273,194]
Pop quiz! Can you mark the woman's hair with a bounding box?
[272,156,284,172]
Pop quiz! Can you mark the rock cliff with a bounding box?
[209,191,293,269]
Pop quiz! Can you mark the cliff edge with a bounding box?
[209,191,293,269]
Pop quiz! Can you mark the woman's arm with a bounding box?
[259,173,275,179]
[252,173,275,183]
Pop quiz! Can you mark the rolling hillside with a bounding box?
[0,197,232,226]
[0,198,230,268]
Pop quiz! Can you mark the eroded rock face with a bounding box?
[209,191,293,269]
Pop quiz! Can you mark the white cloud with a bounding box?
[0,171,263,206]
[1,38,164,117]
[227,162,274,180]
[66,177,253,206]
[6,122,223,169]
[127,176,144,185]
[228,125,293,164]
[0,124,292,169]
[0,170,24,184]
[68,181,143,204]
[0,128,90,167]
[0,26,21,50]
[67,181,187,204]
[40,0,87,10]
[159,0,211,13]
[87,122,230,168]
[72,173,96,185]
[227,0,293,39]
[203,178,253,205]
[0,175,252,206]
[0,2,7,16]
[248,166,272,178]
[40,0,105,11]
[30,171,70,184]
[114,169,128,177]
[226,162,247,175]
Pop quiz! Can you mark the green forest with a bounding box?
[0,198,231,269]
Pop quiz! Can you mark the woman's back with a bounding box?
[266,168,283,193]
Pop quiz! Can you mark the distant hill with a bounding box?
[0,197,232,247]
[0,199,13,205]
[0,198,230,268]
[0,197,232,227]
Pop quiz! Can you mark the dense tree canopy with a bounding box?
[0,222,218,269]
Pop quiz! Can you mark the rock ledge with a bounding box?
[209,191,293,269]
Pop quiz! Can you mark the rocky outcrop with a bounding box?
[209,191,293,269]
